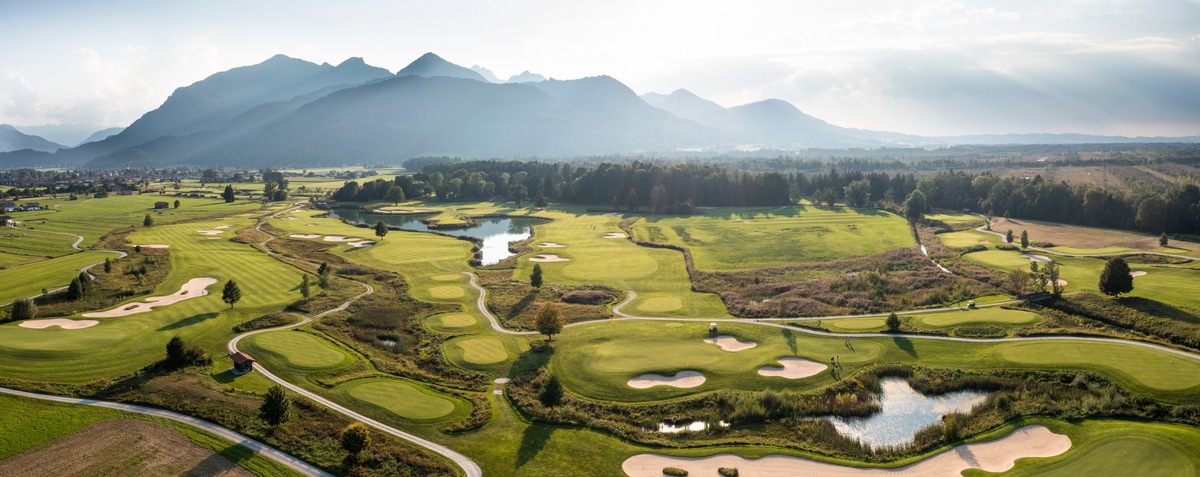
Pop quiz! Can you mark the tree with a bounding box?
[340,422,371,455]
[222,279,242,309]
[143,214,154,227]
[1044,261,1064,298]
[885,312,900,332]
[104,257,113,274]
[1029,262,1047,293]
[173,199,180,209]
[535,303,564,341]
[903,190,927,223]
[1019,230,1029,249]
[300,274,311,299]
[625,188,639,211]
[259,385,292,426]
[10,298,37,321]
[1098,257,1134,297]
[530,263,543,288]
[67,273,93,301]
[1160,233,1169,247]
[384,185,405,205]
[1005,229,1014,244]
[374,221,388,240]
[165,336,209,368]
[222,185,236,203]
[318,262,331,288]
[539,374,564,407]
[1005,268,1030,296]
[843,179,871,207]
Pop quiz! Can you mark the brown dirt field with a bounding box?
[0,419,253,477]
[996,217,1200,253]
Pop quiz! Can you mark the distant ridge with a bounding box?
[0,125,65,153]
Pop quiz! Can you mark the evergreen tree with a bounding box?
[341,422,371,455]
[535,303,564,341]
[539,375,564,407]
[104,257,113,274]
[1098,257,1135,297]
[300,274,311,299]
[259,385,292,426]
[143,214,154,227]
[1005,229,1014,244]
[1160,233,1169,247]
[885,312,901,332]
[173,199,180,208]
[1020,230,1029,249]
[318,263,331,288]
[222,279,242,308]
[530,263,543,288]
[222,185,235,203]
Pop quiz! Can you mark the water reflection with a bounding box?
[328,209,541,265]
[828,378,987,448]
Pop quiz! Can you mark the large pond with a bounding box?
[328,209,541,265]
[828,378,988,448]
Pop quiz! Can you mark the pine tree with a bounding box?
[530,263,543,288]
[1005,229,1014,244]
[222,279,242,308]
[222,185,235,203]
[1160,233,1169,247]
[1020,230,1029,249]
[104,257,113,274]
[259,385,292,426]
[300,274,311,298]
[885,312,901,332]
[1098,257,1134,297]
[539,375,564,407]
[143,214,154,227]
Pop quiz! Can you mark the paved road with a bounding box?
[0,386,333,477]
[235,206,484,477]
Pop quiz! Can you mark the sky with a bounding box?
[2,0,1199,144]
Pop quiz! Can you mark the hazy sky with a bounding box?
[3,0,1199,142]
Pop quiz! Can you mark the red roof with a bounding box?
[230,352,255,364]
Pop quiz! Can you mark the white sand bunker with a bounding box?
[282,217,298,220]
[1021,253,1052,263]
[622,425,1070,477]
[1044,278,1068,286]
[1130,271,1147,277]
[214,225,233,229]
[323,236,363,242]
[704,335,757,352]
[20,318,100,330]
[290,234,322,239]
[83,277,218,318]
[758,358,827,379]
[604,232,627,239]
[138,244,170,249]
[537,242,566,248]
[628,371,706,389]
[348,240,375,247]
[529,254,570,262]
[197,229,224,236]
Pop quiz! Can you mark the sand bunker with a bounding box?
[1021,253,1052,263]
[537,242,566,248]
[323,236,362,242]
[622,425,1070,477]
[1044,278,1069,286]
[83,277,218,318]
[282,217,298,220]
[206,237,221,240]
[19,318,100,330]
[604,232,627,239]
[529,254,570,262]
[138,244,170,249]
[704,335,757,352]
[758,358,827,379]
[214,225,233,229]
[196,230,224,236]
[628,371,706,389]
[603,212,622,217]
[1130,271,1147,277]
[348,240,375,247]
[290,234,322,239]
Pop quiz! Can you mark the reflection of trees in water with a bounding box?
[508,220,531,235]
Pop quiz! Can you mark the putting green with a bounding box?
[342,379,456,420]
[637,296,682,313]
[431,313,477,328]
[454,338,508,364]
[587,339,722,375]
[993,420,1200,477]
[914,308,1040,327]
[825,317,886,331]
[429,286,465,299]
[1000,341,1200,392]
[250,331,346,369]
[431,274,461,282]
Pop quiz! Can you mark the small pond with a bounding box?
[657,420,730,433]
[328,209,542,265]
[828,378,987,448]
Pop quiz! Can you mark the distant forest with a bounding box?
[331,159,1200,235]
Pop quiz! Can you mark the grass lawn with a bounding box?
[0,228,79,267]
[969,419,1200,477]
[998,341,1200,392]
[926,212,985,226]
[445,337,512,366]
[243,330,350,369]
[0,216,304,383]
[991,217,1200,257]
[938,229,997,248]
[631,205,913,271]
[0,250,119,304]
[910,307,1041,328]
[338,378,458,420]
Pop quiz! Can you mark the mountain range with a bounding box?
[2,52,1197,170]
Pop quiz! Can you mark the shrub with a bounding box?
[562,289,613,305]
[718,468,739,477]
[663,467,689,476]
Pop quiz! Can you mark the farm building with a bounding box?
[0,215,12,226]
[119,189,135,196]
[230,352,256,374]
[154,201,170,209]
[19,202,40,211]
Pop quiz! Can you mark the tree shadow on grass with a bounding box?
[516,424,555,468]
[191,443,247,475]
[158,312,220,331]
[1119,297,1200,324]
[891,336,917,358]
[782,328,798,355]
[506,290,539,323]
[510,346,555,379]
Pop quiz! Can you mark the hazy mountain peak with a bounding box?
[470,65,502,83]
[396,52,486,82]
[0,124,67,153]
[507,71,546,83]
[77,127,124,146]
[337,57,366,67]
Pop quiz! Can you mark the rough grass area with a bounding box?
[478,269,615,329]
[992,217,1200,256]
[631,205,913,271]
[0,229,79,267]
